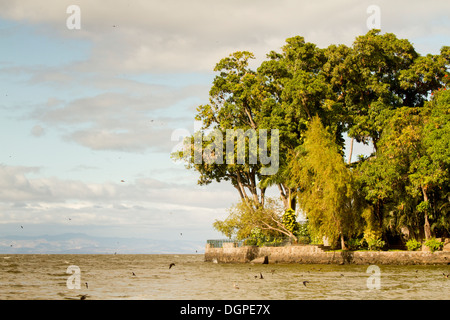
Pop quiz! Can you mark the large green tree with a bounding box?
[174,30,449,245]
[357,89,450,241]
[289,117,362,248]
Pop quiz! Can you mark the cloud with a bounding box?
[3,0,448,74]
[29,86,205,152]
[0,164,237,236]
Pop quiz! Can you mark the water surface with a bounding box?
[1,254,449,300]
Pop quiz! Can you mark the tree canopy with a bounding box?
[172,30,450,248]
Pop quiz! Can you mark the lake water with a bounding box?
[1,254,449,300]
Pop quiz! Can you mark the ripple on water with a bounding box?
[1,254,449,300]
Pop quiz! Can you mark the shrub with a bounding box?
[297,236,311,244]
[244,239,257,246]
[424,238,444,252]
[347,238,363,250]
[367,238,386,251]
[362,230,385,251]
[406,239,422,251]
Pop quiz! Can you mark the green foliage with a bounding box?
[347,238,363,251]
[282,209,299,234]
[289,117,363,247]
[178,30,450,249]
[424,238,444,252]
[406,239,422,251]
[213,198,298,241]
[295,221,311,244]
[362,230,386,251]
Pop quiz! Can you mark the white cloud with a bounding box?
[4,0,448,73]
[0,164,237,236]
[1,0,449,250]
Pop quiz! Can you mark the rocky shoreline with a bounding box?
[205,242,450,265]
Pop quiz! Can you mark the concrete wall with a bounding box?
[204,243,450,265]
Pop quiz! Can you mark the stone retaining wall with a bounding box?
[204,243,450,265]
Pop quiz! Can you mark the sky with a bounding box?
[0,0,449,253]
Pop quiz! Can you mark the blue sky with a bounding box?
[0,0,449,253]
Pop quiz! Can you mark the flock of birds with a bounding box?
[11,224,449,300]
[77,261,179,300]
[232,268,313,290]
[230,266,450,292]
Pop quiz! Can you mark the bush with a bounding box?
[406,239,422,251]
[347,238,363,250]
[367,238,386,251]
[424,238,444,252]
[244,238,257,246]
[362,230,385,251]
[297,236,311,244]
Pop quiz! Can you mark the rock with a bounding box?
[250,255,269,264]
[443,242,450,252]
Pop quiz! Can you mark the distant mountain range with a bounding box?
[0,233,205,254]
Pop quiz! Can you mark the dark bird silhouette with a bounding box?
[20,226,23,229]
[120,180,125,183]
[302,281,309,287]
[169,263,175,269]
[80,295,87,300]
[259,272,264,279]
[132,272,136,276]
[85,282,88,289]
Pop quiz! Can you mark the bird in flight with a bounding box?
[443,273,449,279]
[169,263,175,269]
[302,281,309,287]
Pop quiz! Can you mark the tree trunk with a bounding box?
[347,137,354,165]
[340,233,347,250]
[421,185,432,240]
[278,184,289,209]
[261,187,266,208]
